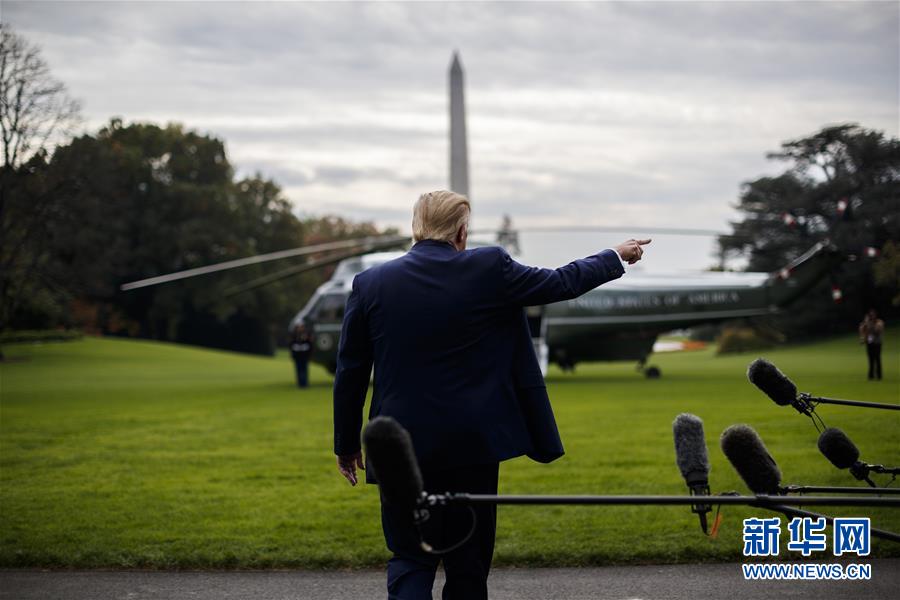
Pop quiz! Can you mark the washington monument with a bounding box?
[449,51,469,199]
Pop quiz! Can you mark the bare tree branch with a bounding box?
[0,24,81,170]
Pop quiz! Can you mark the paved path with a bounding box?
[3,560,898,600]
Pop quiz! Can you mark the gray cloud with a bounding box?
[212,122,440,147]
[4,1,897,270]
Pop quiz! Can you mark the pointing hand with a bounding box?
[615,238,652,265]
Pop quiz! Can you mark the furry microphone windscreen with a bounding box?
[673,413,710,485]
[747,358,798,406]
[720,424,782,495]
[363,416,424,510]
[817,428,861,469]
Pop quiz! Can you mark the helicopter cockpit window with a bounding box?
[316,294,346,322]
[333,258,364,280]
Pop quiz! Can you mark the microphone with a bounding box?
[362,416,424,511]
[720,424,782,495]
[817,428,900,487]
[362,417,479,554]
[748,358,899,413]
[673,413,712,533]
[747,359,806,414]
[817,428,859,470]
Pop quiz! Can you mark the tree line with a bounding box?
[1,25,393,355]
[716,124,899,339]
[2,24,897,355]
[2,117,393,354]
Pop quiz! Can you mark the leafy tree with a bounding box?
[6,116,394,354]
[0,27,395,354]
[0,25,81,334]
[719,124,900,338]
[873,241,900,307]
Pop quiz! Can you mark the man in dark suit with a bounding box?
[289,323,313,388]
[333,190,649,599]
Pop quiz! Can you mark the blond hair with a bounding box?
[411,190,470,243]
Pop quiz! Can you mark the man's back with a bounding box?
[332,188,648,600]
[351,240,531,471]
[333,238,625,473]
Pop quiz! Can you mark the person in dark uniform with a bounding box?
[290,323,313,388]
[333,190,649,600]
[859,309,885,380]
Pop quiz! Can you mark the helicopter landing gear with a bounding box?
[552,348,576,372]
[637,358,661,378]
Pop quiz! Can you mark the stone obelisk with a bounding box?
[449,51,469,199]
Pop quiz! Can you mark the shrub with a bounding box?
[716,326,783,355]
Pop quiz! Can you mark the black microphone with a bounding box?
[817,428,899,487]
[748,358,899,413]
[818,427,871,487]
[817,428,859,470]
[673,413,712,533]
[747,359,806,414]
[720,424,782,495]
[363,417,479,554]
[362,416,424,511]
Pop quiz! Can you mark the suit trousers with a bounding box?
[291,352,309,388]
[866,343,882,380]
[380,462,499,600]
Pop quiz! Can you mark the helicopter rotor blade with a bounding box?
[222,240,405,297]
[470,225,733,237]
[120,234,408,291]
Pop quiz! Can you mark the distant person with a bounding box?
[290,323,313,388]
[333,190,649,600]
[859,309,885,380]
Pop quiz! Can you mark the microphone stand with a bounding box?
[420,493,900,542]
[860,464,900,476]
[850,465,879,489]
[688,483,711,534]
[429,493,900,507]
[781,484,900,495]
[848,462,900,488]
[795,392,899,412]
[769,504,900,543]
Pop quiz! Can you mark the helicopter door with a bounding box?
[526,305,549,377]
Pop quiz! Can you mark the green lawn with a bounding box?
[1,332,898,568]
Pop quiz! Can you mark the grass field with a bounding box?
[1,331,898,568]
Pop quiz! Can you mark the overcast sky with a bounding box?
[6,1,898,271]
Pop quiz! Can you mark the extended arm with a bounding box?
[501,238,649,307]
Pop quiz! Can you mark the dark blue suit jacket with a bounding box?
[333,240,624,477]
